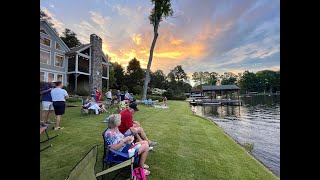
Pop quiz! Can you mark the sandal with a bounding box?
[142,164,149,169]
[143,169,151,176]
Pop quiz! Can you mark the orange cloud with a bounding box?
[132,34,142,45]
[100,21,224,73]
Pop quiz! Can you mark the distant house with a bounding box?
[40,20,109,92]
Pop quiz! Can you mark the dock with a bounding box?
[189,99,242,106]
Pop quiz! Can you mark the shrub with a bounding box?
[132,85,142,95]
[74,89,89,96]
[243,142,254,153]
[66,97,82,102]
[163,89,174,99]
[146,95,164,102]
[121,85,129,92]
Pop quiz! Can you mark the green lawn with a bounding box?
[40,100,278,180]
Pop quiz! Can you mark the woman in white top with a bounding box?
[51,81,69,130]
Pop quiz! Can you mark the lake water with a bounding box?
[193,95,280,176]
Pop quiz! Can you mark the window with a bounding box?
[57,74,63,82]
[40,29,48,35]
[48,73,54,82]
[40,72,45,81]
[55,53,64,67]
[55,42,63,51]
[40,36,51,47]
[40,49,50,64]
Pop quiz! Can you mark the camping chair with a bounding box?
[102,129,140,180]
[40,126,58,152]
[65,145,137,180]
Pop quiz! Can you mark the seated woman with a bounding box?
[82,97,91,109]
[88,97,102,115]
[104,114,151,175]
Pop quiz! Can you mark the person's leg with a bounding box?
[133,127,150,142]
[137,141,149,167]
[41,101,50,124]
[45,103,54,123]
[55,115,61,127]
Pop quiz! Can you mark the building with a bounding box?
[40,19,109,92]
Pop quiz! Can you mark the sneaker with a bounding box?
[149,147,154,151]
[53,126,64,130]
[45,121,53,125]
[149,141,157,147]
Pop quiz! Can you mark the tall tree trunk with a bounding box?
[142,22,159,100]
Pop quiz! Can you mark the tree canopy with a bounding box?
[60,28,82,48]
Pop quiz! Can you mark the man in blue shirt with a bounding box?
[40,81,56,127]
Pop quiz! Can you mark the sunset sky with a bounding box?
[40,0,280,79]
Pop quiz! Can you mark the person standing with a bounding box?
[40,81,56,127]
[91,87,97,101]
[96,88,102,103]
[51,81,69,130]
[117,90,121,101]
[105,89,112,107]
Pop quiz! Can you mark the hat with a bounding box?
[129,103,139,111]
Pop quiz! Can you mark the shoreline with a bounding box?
[194,113,279,177]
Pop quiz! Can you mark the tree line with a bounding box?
[192,70,280,94]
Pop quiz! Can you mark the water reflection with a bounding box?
[194,95,280,176]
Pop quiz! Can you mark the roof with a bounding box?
[40,19,70,52]
[202,85,240,91]
[191,88,202,93]
[66,44,92,55]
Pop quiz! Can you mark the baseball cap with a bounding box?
[129,103,139,111]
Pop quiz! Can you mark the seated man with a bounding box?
[118,103,156,147]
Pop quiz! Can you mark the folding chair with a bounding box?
[102,129,140,180]
[40,126,58,152]
[65,145,137,180]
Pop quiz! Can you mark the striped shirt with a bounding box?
[51,88,68,102]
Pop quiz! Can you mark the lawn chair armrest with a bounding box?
[109,147,139,159]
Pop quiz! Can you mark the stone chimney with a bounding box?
[89,34,102,92]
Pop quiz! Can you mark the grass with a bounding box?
[40,100,278,180]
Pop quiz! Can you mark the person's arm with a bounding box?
[133,121,140,126]
[40,87,52,95]
[64,90,69,99]
[109,136,133,150]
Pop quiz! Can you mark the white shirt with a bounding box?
[51,87,68,101]
[106,91,112,99]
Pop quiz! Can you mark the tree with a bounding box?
[142,0,174,100]
[60,28,82,48]
[106,55,116,89]
[238,71,258,93]
[40,8,57,33]
[167,65,190,93]
[192,71,219,87]
[112,62,125,90]
[256,70,279,93]
[220,72,237,85]
[150,69,167,89]
[125,58,145,93]
[170,65,188,83]
[207,72,219,85]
